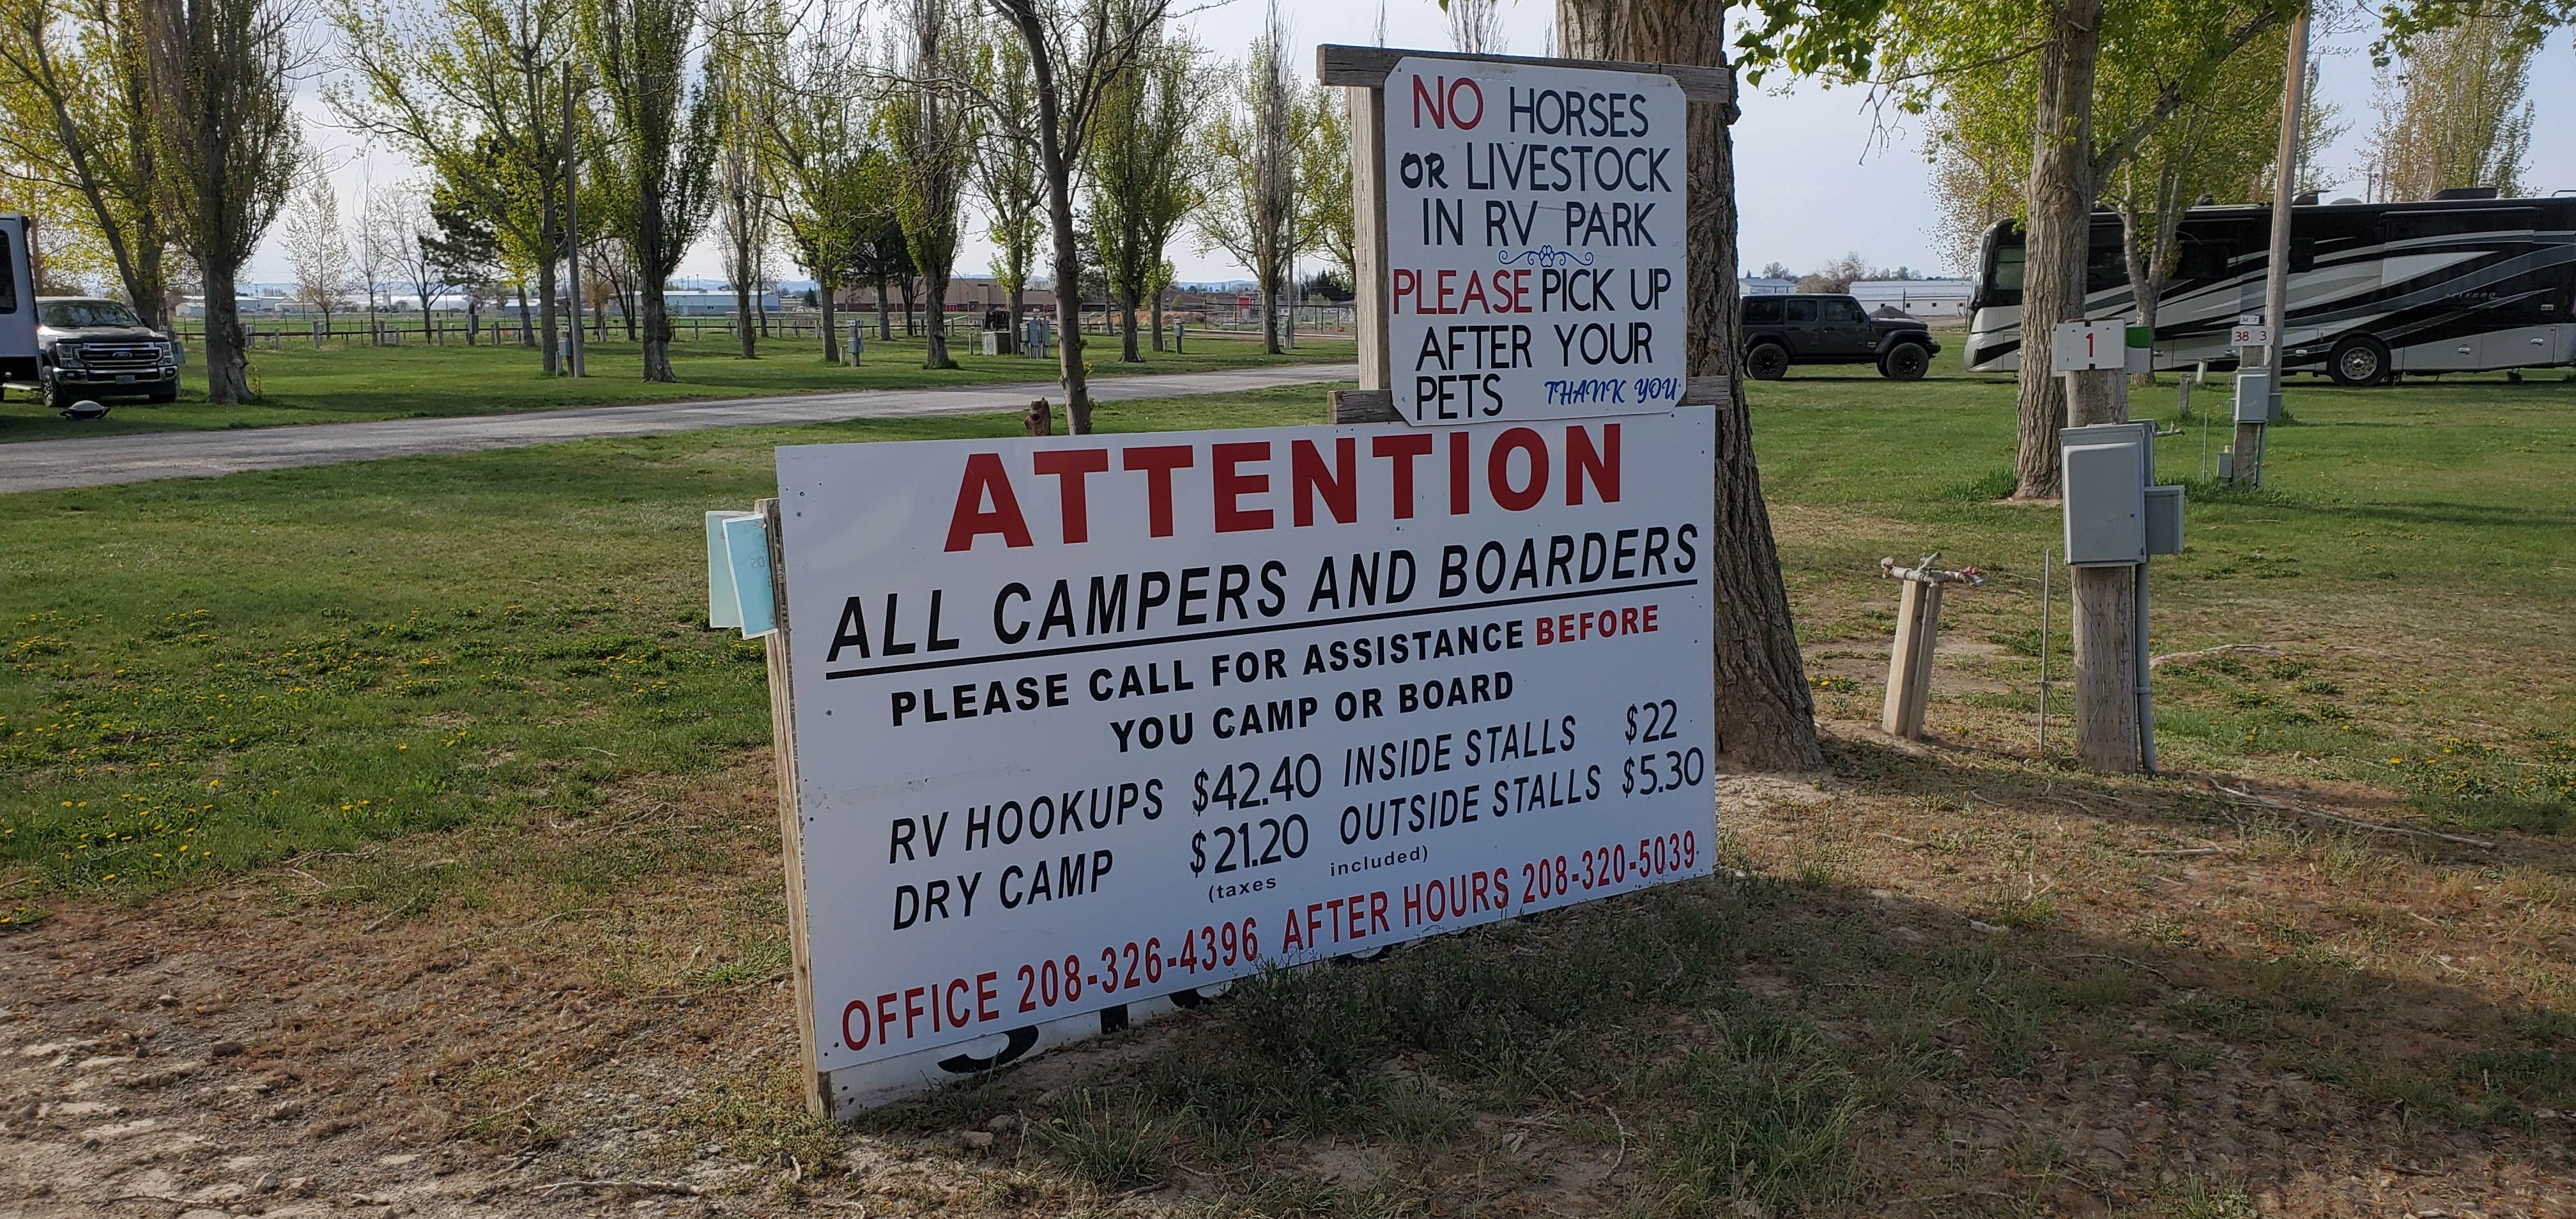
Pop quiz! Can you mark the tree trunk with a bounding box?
[1149,287,1165,353]
[1560,0,1821,771]
[537,249,560,374]
[200,261,252,403]
[874,277,892,341]
[516,284,532,345]
[924,268,956,368]
[134,243,169,334]
[737,277,756,358]
[2011,0,2106,500]
[1259,284,1280,354]
[1008,286,1025,355]
[2120,208,2160,387]
[820,277,841,364]
[642,281,674,381]
[1043,168,1092,432]
[1119,290,1140,362]
[900,279,917,337]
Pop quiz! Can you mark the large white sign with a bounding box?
[774,414,1717,1072]
[1384,57,1687,425]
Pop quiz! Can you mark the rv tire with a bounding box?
[2327,335,2390,387]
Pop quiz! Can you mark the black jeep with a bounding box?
[1739,293,1940,381]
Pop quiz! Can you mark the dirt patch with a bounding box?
[6,734,2575,1217]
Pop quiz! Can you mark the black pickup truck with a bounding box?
[1740,293,1940,381]
[33,296,179,407]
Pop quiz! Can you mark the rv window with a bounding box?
[1743,296,1782,323]
[0,229,15,314]
[1786,298,1818,323]
[1991,243,2025,293]
[2085,241,2130,294]
[2382,208,2536,241]
[2174,235,2232,282]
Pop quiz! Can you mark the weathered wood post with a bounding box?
[2067,362,2141,772]
[1878,555,1982,740]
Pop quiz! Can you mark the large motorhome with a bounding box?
[1964,192,2576,385]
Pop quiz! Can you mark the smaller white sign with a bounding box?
[1381,57,1688,424]
[2051,321,2128,372]
[2229,325,2271,349]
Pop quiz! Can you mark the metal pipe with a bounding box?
[2038,548,2051,760]
[2134,562,2157,774]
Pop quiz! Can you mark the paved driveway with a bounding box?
[1,363,1358,494]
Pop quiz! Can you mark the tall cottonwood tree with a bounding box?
[0,0,175,326]
[889,0,977,368]
[1738,0,2299,498]
[581,0,719,381]
[970,16,1043,350]
[280,172,353,324]
[329,0,576,374]
[981,0,1186,433]
[1554,0,1820,771]
[372,180,450,336]
[1925,15,2315,349]
[1195,3,1300,355]
[142,0,305,402]
[758,6,881,364]
[1086,10,1196,363]
[2364,10,2536,200]
[1300,80,1353,288]
[709,6,773,357]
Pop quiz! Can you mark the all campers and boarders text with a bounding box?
[818,423,1698,733]
[1394,76,1678,419]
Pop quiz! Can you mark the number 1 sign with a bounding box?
[2051,320,2129,372]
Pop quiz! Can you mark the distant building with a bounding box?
[1850,279,1972,321]
[1738,277,1795,296]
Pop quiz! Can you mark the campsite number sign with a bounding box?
[773,413,1717,1078]
[1383,57,1687,425]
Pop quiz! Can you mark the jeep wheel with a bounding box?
[2327,335,2389,387]
[1746,342,1790,380]
[1880,343,1929,381]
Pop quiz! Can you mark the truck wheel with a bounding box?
[37,371,64,410]
[146,387,178,404]
[1880,343,1929,381]
[1746,342,1790,380]
[2327,335,2389,387]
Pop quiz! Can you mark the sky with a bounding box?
[254,2,2576,288]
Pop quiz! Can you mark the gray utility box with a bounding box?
[2062,420,2185,565]
[2234,369,2279,424]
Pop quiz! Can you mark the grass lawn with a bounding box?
[0,327,1354,443]
[1,355,2570,1215]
